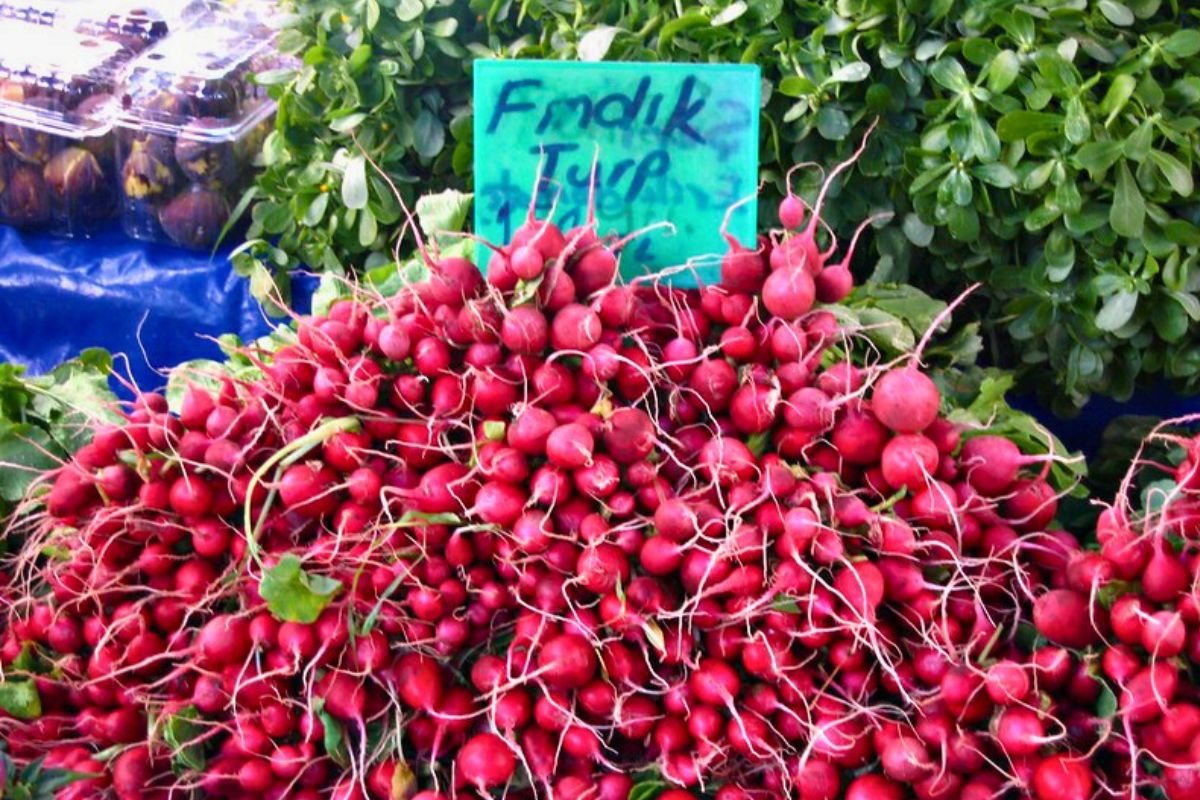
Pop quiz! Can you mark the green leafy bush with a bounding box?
[244,0,1199,411]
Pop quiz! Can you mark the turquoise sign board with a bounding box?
[474,60,760,286]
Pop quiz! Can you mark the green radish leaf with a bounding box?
[0,680,41,721]
[415,190,473,246]
[163,706,206,772]
[318,707,350,768]
[1096,683,1118,719]
[260,554,343,623]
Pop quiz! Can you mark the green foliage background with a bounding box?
[241,0,1200,412]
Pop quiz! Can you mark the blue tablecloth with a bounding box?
[0,224,312,392]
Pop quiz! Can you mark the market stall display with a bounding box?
[0,2,1199,799]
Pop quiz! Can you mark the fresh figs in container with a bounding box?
[0,0,208,53]
[0,22,124,236]
[113,13,281,250]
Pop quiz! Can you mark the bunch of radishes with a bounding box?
[2,132,1196,800]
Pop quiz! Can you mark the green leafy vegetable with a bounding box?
[260,553,343,623]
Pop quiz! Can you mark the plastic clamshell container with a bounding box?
[0,0,210,53]
[113,17,277,250]
[0,22,124,237]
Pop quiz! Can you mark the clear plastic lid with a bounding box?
[115,17,279,143]
[0,22,125,137]
[0,0,211,49]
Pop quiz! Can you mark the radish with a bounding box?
[871,366,940,434]
[1033,590,1100,649]
[880,433,939,492]
[537,633,598,689]
[761,267,815,320]
[1033,754,1093,800]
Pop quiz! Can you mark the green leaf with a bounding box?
[971,163,1017,188]
[777,75,816,97]
[578,26,620,61]
[930,58,970,92]
[1123,120,1154,162]
[1150,150,1193,196]
[0,680,41,720]
[946,204,979,241]
[816,106,850,140]
[319,707,350,768]
[1095,289,1139,331]
[829,61,870,84]
[902,214,934,247]
[329,113,367,133]
[629,779,666,800]
[259,554,342,623]
[341,156,368,210]
[1110,161,1145,237]
[1098,0,1134,26]
[997,111,1063,142]
[413,111,444,160]
[0,426,60,503]
[415,190,472,246]
[1100,74,1136,124]
[163,705,206,772]
[395,0,423,22]
[987,50,1021,92]
[1163,30,1200,58]
[711,1,747,26]
[1074,140,1123,177]
[1096,683,1118,719]
[1064,97,1089,144]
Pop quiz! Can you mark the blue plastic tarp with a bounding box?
[0,224,312,392]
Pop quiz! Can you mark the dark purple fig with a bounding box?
[135,90,191,127]
[122,137,176,200]
[4,98,62,165]
[45,147,106,204]
[73,94,116,160]
[190,78,240,119]
[174,118,236,186]
[159,186,229,249]
[3,166,51,225]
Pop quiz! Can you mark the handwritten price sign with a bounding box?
[474,60,760,285]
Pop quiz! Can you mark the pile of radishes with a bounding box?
[2,137,1198,800]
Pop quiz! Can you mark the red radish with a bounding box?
[995,707,1047,757]
[537,633,598,689]
[1033,753,1093,800]
[1033,590,1100,649]
[196,615,251,669]
[550,303,601,351]
[456,733,515,789]
[845,775,904,800]
[986,661,1030,706]
[871,366,940,434]
[762,267,815,320]
[880,434,939,492]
